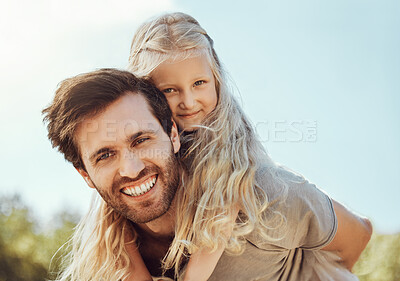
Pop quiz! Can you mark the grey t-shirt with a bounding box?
[153,166,359,281]
[206,166,358,281]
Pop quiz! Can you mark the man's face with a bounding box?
[75,93,181,223]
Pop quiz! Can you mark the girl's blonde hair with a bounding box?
[54,194,133,281]
[128,12,284,276]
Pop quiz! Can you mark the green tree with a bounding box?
[354,232,400,281]
[0,194,78,281]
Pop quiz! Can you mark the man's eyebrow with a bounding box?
[88,130,158,162]
[89,147,112,163]
[127,130,157,143]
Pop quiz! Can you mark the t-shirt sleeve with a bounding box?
[250,166,337,250]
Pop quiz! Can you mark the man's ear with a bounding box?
[170,120,181,154]
[76,168,96,189]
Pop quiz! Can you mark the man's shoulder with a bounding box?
[250,164,336,249]
[255,164,307,201]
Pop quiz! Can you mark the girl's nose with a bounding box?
[179,90,195,110]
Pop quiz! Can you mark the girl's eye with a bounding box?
[194,80,205,86]
[162,88,174,94]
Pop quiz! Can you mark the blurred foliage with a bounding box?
[353,232,400,281]
[0,194,79,281]
[0,193,400,280]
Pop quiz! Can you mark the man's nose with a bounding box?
[118,150,145,178]
[180,90,195,110]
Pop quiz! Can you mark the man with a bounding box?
[43,68,181,280]
[43,69,371,281]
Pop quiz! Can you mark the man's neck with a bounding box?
[133,196,178,279]
[136,213,175,238]
[136,195,177,238]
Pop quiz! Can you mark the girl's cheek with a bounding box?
[166,100,177,113]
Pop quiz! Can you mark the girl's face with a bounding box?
[151,54,218,131]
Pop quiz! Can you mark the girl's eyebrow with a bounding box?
[155,82,173,88]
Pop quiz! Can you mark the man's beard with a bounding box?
[94,149,180,224]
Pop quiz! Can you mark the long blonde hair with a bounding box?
[128,12,284,276]
[53,194,133,281]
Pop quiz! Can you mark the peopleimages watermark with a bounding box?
[78,118,317,144]
[255,120,317,143]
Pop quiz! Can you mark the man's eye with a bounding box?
[133,137,150,146]
[97,152,113,162]
[194,80,205,86]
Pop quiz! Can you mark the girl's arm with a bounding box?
[183,207,239,281]
[124,227,153,281]
[182,245,225,281]
[124,241,153,281]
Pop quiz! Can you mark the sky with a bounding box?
[0,0,399,234]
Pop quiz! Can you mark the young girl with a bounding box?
[127,12,267,280]
[126,12,371,281]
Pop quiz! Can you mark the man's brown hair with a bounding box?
[42,68,173,170]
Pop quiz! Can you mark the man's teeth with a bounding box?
[122,176,157,197]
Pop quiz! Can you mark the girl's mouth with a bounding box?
[179,110,200,119]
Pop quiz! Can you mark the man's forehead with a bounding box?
[76,94,163,145]
[79,118,161,140]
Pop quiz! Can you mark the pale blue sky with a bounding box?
[0,0,399,233]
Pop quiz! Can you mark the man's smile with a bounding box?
[120,175,158,197]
